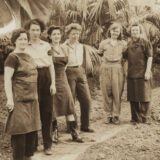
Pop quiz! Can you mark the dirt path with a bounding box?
[33,83,131,160]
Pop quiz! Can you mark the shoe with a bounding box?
[52,120,59,143]
[72,133,84,143]
[25,157,32,160]
[112,117,120,125]
[44,147,52,155]
[69,121,84,143]
[52,128,59,143]
[80,128,94,133]
[105,117,112,124]
[130,120,137,125]
[143,118,151,125]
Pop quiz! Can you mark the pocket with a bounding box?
[13,82,38,102]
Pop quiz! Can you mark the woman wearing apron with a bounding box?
[47,25,83,143]
[4,29,41,160]
[123,23,153,124]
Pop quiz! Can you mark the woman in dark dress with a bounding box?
[123,23,153,124]
[4,29,41,160]
[47,25,83,143]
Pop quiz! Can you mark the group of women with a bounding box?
[98,22,152,125]
[4,19,153,160]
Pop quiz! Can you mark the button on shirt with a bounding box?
[25,40,52,68]
[99,39,126,63]
[64,41,84,66]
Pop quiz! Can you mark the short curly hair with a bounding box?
[47,25,62,42]
[47,25,62,36]
[129,22,143,34]
[11,28,29,44]
[65,23,82,35]
[24,18,45,32]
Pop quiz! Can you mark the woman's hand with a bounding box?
[50,83,56,95]
[144,71,152,80]
[6,100,14,112]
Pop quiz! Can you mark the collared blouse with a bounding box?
[99,39,126,64]
[25,40,52,68]
[63,40,84,67]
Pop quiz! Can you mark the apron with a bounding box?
[5,53,41,135]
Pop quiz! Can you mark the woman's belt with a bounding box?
[103,60,122,64]
[67,65,81,68]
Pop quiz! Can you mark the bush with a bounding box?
[0,37,14,74]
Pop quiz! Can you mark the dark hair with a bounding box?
[24,18,45,32]
[129,22,143,34]
[65,23,82,35]
[47,25,62,43]
[11,28,29,44]
[47,25,62,36]
[107,22,123,40]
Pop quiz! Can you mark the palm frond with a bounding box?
[77,0,89,21]
[66,10,81,20]
[144,14,160,30]
[107,0,117,19]
[17,0,33,18]
[83,44,101,76]
[141,21,160,42]
[88,0,104,21]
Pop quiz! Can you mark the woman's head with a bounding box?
[129,23,142,39]
[24,19,45,40]
[11,28,29,50]
[47,25,62,43]
[65,23,82,42]
[107,22,123,40]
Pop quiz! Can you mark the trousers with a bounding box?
[36,67,53,149]
[66,66,91,129]
[11,131,36,160]
[130,101,151,122]
[100,63,124,118]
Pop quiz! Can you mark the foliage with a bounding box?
[47,0,128,45]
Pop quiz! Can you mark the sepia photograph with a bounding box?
[0,0,160,159]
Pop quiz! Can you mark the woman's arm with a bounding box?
[97,41,104,57]
[144,40,153,80]
[48,56,56,95]
[145,57,153,80]
[4,67,14,112]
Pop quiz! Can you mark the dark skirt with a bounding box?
[127,78,152,102]
[53,66,74,118]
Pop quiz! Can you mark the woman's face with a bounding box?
[110,27,121,40]
[68,29,80,42]
[15,33,28,50]
[50,29,61,43]
[131,26,141,39]
[29,24,41,40]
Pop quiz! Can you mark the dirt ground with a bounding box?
[0,75,160,160]
[77,122,160,160]
[77,79,160,160]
